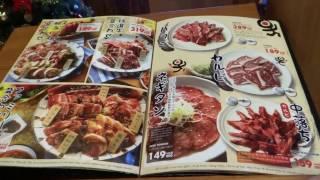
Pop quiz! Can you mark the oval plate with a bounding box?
[32,92,146,160]
[168,19,232,51]
[92,34,153,73]
[9,42,84,83]
[221,50,292,96]
[217,99,312,162]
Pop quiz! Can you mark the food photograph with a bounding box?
[146,74,227,164]
[3,18,103,83]
[168,18,232,51]
[0,84,146,168]
[218,98,313,167]
[87,17,155,90]
[0,10,320,177]
[139,15,320,176]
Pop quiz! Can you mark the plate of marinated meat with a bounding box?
[92,34,153,73]
[222,50,292,95]
[9,41,84,83]
[33,85,146,160]
[148,75,226,163]
[168,19,232,51]
[217,99,312,163]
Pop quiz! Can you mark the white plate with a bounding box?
[221,50,292,95]
[217,99,312,162]
[92,34,153,73]
[139,71,149,90]
[32,90,146,160]
[9,42,84,83]
[168,19,232,51]
[4,145,37,159]
[149,75,226,164]
[0,114,27,137]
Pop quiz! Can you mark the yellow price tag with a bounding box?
[107,131,126,153]
[57,130,78,155]
[43,105,61,126]
[129,112,143,134]
[62,59,74,71]
[98,86,109,100]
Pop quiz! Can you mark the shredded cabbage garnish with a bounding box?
[169,99,195,126]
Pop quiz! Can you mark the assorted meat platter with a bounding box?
[92,34,153,73]
[33,85,145,159]
[168,19,232,51]
[222,50,292,95]
[9,41,84,82]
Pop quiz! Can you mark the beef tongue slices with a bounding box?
[150,86,221,159]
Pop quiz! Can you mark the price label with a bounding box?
[232,22,253,31]
[129,112,143,134]
[107,131,126,153]
[114,57,124,69]
[57,130,78,155]
[42,105,61,126]
[76,22,102,32]
[148,150,173,161]
[98,86,109,100]
[265,47,286,55]
[294,158,313,168]
[44,51,54,62]
[62,59,74,71]
[129,24,152,36]
[18,62,31,79]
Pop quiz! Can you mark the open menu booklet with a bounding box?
[0,15,319,176]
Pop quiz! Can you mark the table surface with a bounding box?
[0,3,318,180]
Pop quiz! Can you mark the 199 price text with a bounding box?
[149,150,173,161]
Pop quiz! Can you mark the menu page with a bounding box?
[140,16,320,175]
[0,16,156,174]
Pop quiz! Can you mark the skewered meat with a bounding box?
[226,56,281,90]
[228,106,298,156]
[173,21,225,46]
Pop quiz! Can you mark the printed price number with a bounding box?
[76,23,102,32]
[149,150,173,161]
[129,24,151,36]
[233,25,252,30]
[232,22,252,31]
[265,47,285,55]
[294,158,313,168]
